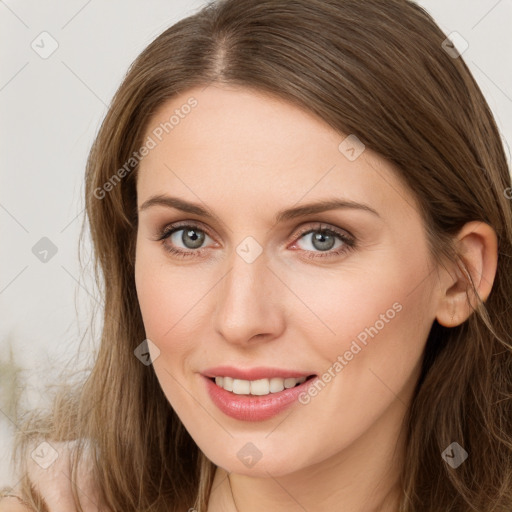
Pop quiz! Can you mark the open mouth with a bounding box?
[209,374,317,396]
[204,372,319,421]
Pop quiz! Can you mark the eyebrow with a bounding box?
[138,194,381,222]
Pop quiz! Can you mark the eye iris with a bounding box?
[312,231,335,251]
[183,228,205,249]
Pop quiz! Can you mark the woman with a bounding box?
[1,0,511,510]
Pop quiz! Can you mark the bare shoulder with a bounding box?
[0,496,34,511]
[22,439,101,512]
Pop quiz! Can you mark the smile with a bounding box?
[212,375,310,395]
[203,371,318,421]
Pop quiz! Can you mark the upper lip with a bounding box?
[202,366,316,381]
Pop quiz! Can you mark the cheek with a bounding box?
[135,258,171,339]
[135,263,191,350]
[134,250,201,409]
[279,246,436,420]
[284,248,434,353]
[134,242,216,362]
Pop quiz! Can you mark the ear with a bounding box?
[436,221,498,327]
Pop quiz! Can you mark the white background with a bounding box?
[1,0,511,490]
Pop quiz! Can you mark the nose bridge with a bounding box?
[214,243,284,344]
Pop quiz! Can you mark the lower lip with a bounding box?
[203,375,318,421]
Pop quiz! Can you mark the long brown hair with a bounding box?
[6,0,512,510]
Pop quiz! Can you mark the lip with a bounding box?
[203,372,318,422]
[202,366,314,381]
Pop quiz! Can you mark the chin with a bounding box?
[200,437,318,478]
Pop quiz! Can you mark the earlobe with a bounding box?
[435,221,498,328]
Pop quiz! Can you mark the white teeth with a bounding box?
[250,379,270,396]
[213,376,307,396]
[223,376,233,392]
[269,377,285,393]
[284,377,298,389]
[232,379,251,395]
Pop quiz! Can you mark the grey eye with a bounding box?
[171,228,209,249]
[297,230,341,252]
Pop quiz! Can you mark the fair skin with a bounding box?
[0,498,31,512]
[134,84,498,512]
[0,441,100,512]
[0,85,497,512]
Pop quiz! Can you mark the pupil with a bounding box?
[183,229,205,249]
[313,231,335,251]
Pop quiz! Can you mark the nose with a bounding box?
[213,248,286,346]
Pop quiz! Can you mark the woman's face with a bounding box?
[134,84,441,476]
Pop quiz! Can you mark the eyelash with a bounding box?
[155,221,356,260]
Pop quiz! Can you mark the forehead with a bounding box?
[136,85,418,221]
